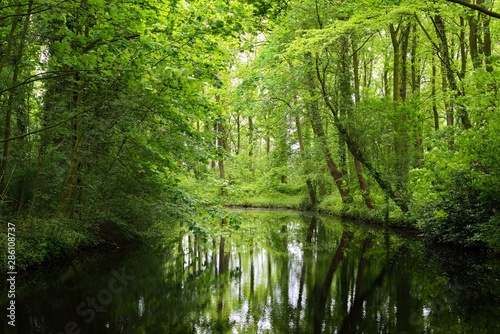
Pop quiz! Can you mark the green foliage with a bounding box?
[414,169,490,246]
[0,0,259,270]
[3,0,500,277]
[213,0,500,252]
[477,215,500,251]
[411,120,500,249]
[1,217,96,271]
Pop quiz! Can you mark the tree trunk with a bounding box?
[337,35,352,201]
[434,14,472,129]
[390,21,411,199]
[295,115,305,151]
[410,24,420,93]
[305,53,349,204]
[296,108,317,207]
[211,122,217,169]
[411,23,424,165]
[218,121,226,180]
[315,56,409,213]
[352,42,374,209]
[236,114,241,154]
[469,12,480,69]
[310,101,348,203]
[306,179,317,207]
[459,17,467,79]
[216,94,227,195]
[389,23,401,102]
[0,5,21,79]
[355,159,374,209]
[482,14,493,72]
[432,58,440,131]
[60,79,84,218]
[0,1,33,191]
[248,116,254,156]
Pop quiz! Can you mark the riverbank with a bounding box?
[2,176,494,274]
[0,214,172,274]
[0,194,401,274]
[219,191,413,228]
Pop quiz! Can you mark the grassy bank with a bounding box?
[183,177,413,230]
[223,193,412,229]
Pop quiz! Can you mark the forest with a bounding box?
[1,0,500,271]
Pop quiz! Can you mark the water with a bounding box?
[2,209,500,333]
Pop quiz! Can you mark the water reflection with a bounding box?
[2,210,500,333]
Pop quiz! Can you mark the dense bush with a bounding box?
[412,120,500,250]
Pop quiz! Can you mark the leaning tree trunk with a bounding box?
[315,55,409,213]
[305,53,350,204]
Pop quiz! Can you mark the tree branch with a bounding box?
[0,110,87,144]
[270,97,294,109]
[445,0,500,19]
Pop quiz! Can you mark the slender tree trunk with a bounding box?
[248,116,254,157]
[364,60,373,94]
[217,121,226,180]
[211,122,217,169]
[352,42,374,209]
[400,25,410,103]
[459,17,467,79]
[411,24,419,92]
[482,14,493,72]
[411,23,424,165]
[469,12,480,69]
[60,78,84,218]
[215,94,227,195]
[310,106,347,202]
[432,58,440,131]
[0,1,33,191]
[236,114,241,154]
[383,67,390,97]
[306,179,317,207]
[390,21,411,199]
[441,66,453,128]
[434,14,472,129]
[389,23,401,102]
[296,115,305,151]
[337,35,352,203]
[0,90,16,191]
[0,5,21,79]
[295,105,317,207]
[353,44,361,102]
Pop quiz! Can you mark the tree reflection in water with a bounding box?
[4,210,500,334]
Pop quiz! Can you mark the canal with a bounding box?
[2,209,500,333]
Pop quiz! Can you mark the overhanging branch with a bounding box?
[445,0,500,19]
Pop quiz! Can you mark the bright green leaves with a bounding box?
[208,0,500,250]
[0,0,258,244]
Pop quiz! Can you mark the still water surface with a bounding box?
[2,209,500,333]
